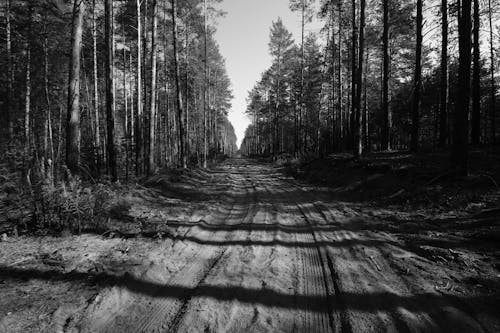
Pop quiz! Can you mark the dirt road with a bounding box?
[72,159,496,332]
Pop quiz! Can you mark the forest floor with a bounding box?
[0,152,499,332]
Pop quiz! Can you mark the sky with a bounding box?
[215,0,322,148]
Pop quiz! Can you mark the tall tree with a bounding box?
[148,0,158,174]
[24,5,32,148]
[66,0,85,174]
[290,0,314,155]
[268,18,294,159]
[439,0,448,147]
[351,0,357,147]
[203,0,208,168]
[452,0,472,175]
[136,0,143,175]
[381,0,390,150]
[471,0,481,145]
[488,0,496,144]
[105,0,117,181]
[338,0,343,147]
[92,0,101,171]
[171,0,186,168]
[355,0,366,156]
[411,0,422,152]
[5,0,13,139]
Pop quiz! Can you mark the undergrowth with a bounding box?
[0,143,125,236]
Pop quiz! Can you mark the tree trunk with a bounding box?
[381,0,390,150]
[452,0,472,176]
[355,0,365,157]
[439,0,448,147]
[471,0,481,145]
[338,0,343,149]
[299,0,306,155]
[148,0,158,174]
[24,44,31,150]
[136,0,143,176]
[274,55,281,160]
[6,0,13,139]
[123,21,129,180]
[488,0,496,144]
[351,0,357,149]
[203,0,208,168]
[411,0,422,152]
[171,0,186,168]
[66,0,85,174]
[330,2,336,152]
[184,24,190,165]
[92,0,101,173]
[105,0,117,181]
[363,47,369,151]
[44,32,54,183]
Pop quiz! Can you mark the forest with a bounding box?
[1,0,500,332]
[241,0,499,176]
[1,0,238,183]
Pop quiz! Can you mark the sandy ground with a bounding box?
[0,158,499,332]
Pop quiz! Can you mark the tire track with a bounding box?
[259,179,337,333]
[134,165,259,333]
[80,164,255,333]
[170,166,262,332]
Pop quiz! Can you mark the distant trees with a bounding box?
[241,0,499,175]
[0,0,237,182]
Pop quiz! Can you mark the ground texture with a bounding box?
[0,158,499,332]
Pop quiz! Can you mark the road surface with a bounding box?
[79,159,489,333]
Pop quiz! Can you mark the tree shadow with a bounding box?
[0,265,498,316]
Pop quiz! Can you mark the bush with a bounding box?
[31,173,115,233]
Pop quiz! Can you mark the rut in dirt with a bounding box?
[78,159,492,333]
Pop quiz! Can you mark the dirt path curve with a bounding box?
[79,159,490,333]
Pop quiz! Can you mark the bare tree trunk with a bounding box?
[363,47,369,151]
[471,0,481,145]
[381,0,390,150]
[130,50,135,149]
[92,0,101,174]
[355,0,365,156]
[299,0,306,155]
[351,0,357,149]
[123,22,129,180]
[24,44,31,151]
[452,0,471,176]
[136,0,143,176]
[439,0,448,147]
[171,0,186,168]
[330,2,336,153]
[66,0,85,174]
[184,24,190,165]
[105,0,117,181]
[338,0,343,149]
[411,0,422,152]
[148,0,158,174]
[488,0,496,144]
[6,0,13,139]
[44,31,54,183]
[274,54,281,160]
[203,0,208,168]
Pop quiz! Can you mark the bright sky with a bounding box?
[215,0,322,148]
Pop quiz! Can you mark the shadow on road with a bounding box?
[0,265,497,315]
